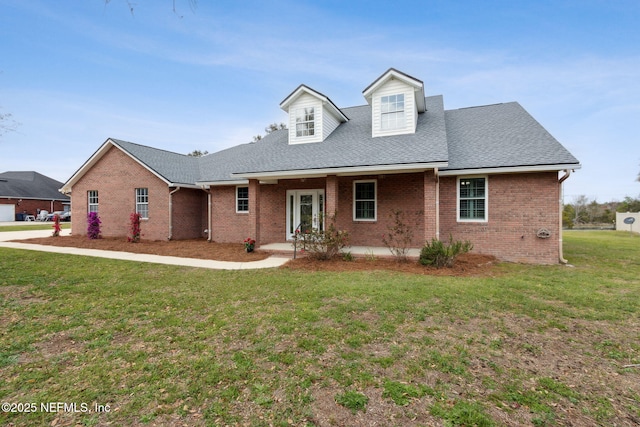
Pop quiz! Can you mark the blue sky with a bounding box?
[1,0,638,202]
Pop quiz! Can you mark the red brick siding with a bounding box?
[71,146,171,240]
[209,186,251,242]
[336,173,429,247]
[439,172,560,264]
[170,188,207,240]
[1,199,67,218]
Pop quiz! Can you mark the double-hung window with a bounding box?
[236,186,249,213]
[135,188,149,219]
[295,107,315,137]
[353,180,376,221]
[381,94,405,130]
[88,190,99,213]
[458,177,487,221]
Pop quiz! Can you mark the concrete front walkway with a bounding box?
[0,228,290,270]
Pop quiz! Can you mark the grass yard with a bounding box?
[0,231,639,426]
[0,223,71,232]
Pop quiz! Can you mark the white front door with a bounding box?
[286,189,324,239]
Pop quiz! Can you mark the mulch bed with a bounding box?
[14,235,499,275]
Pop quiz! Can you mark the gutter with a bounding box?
[558,170,571,264]
[434,167,440,241]
[203,187,212,242]
[168,187,181,240]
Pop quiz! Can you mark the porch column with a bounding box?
[249,179,261,246]
[424,170,438,242]
[325,175,338,220]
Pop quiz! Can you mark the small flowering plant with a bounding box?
[87,212,101,240]
[51,214,61,237]
[244,237,256,252]
[127,212,142,243]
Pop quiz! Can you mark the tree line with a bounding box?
[563,195,640,229]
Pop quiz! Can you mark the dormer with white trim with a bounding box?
[280,85,348,144]
[362,68,426,138]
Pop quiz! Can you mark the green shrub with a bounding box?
[419,235,473,268]
[293,213,350,260]
[382,209,420,262]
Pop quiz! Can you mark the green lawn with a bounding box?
[0,223,71,232]
[1,231,639,426]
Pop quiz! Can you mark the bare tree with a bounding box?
[253,122,287,142]
[0,108,19,140]
[187,149,208,157]
[105,0,197,17]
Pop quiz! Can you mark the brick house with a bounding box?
[0,171,70,221]
[61,69,580,263]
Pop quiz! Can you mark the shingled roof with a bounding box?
[0,171,70,201]
[63,93,580,189]
[442,102,579,173]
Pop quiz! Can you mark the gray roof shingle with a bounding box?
[77,95,579,187]
[443,102,579,171]
[198,95,449,182]
[110,139,202,185]
[0,171,70,200]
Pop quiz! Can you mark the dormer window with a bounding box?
[281,85,347,144]
[295,107,315,137]
[381,94,405,130]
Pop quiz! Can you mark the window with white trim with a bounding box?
[353,180,376,221]
[458,177,487,221]
[88,190,99,213]
[236,186,249,213]
[295,107,315,137]
[381,94,405,130]
[135,188,149,219]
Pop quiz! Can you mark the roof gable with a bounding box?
[279,84,348,122]
[61,138,201,193]
[362,68,426,113]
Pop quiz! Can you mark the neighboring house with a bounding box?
[0,171,70,221]
[61,68,580,263]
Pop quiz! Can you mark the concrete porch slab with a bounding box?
[259,243,421,259]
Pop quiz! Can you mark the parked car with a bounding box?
[45,211,65,221]
[60,211,71,222]
[36,210,49,221]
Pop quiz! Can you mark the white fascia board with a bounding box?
[60,139,114,193]
[439,163,582,177]
[362,69,426,112]
[109,140,173,186]
[280,85,322,110]
[280,85,347,122]
[231,162,448,180]
[197,179,249,188]
[61,138,183,193]
[363,69,423,98]
[167,183,202,189]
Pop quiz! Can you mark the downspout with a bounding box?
[558,170,571,264]
[168,187,181,240]
[205,188,212,242]
[434,168,440,240]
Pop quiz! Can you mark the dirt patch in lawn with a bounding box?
[13,235,498,276]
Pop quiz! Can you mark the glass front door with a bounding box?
[286,189,324,239]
